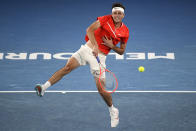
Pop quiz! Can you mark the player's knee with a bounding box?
[96,81,105,94]
[62,65,72,74]
[98,89,105,95]
[97,85,103,94]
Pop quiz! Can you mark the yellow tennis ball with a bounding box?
[138,66,145,72]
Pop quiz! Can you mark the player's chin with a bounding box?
[114,18,122,23]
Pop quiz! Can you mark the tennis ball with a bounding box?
[138,66,145,72]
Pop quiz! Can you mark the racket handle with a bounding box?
[96,56,100,63]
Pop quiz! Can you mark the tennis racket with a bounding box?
[96,56,118,93]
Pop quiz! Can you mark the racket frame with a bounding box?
[96,56,118,93]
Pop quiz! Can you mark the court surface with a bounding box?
[0,0,196,131]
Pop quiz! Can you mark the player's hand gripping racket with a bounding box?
[96,56,118,93]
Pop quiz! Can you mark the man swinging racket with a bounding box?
[35,2,129,127]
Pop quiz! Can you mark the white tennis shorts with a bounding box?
[72,44,106,78]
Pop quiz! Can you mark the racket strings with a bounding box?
[100,70,116,91]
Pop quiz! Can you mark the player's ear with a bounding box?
[122,13,125,18]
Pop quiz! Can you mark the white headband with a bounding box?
[112,7,124,13]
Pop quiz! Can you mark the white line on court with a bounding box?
[0,91,196,93]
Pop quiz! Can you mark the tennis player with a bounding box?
[35,3,129,127]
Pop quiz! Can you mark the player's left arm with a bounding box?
[111,42,126,55]
[102,36,127,55]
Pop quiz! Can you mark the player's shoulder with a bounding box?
[97,14,112,20]
[104,14,112,18]
[121,23,129,34]
[122,23,129,31]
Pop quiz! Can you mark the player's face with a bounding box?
[112,11,124,23]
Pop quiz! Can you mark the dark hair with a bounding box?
[112,2,125,10]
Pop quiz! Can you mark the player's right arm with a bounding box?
[86,20,101,56]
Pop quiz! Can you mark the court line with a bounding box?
[0,90,196,93]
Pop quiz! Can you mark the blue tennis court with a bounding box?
[0,0,196,131]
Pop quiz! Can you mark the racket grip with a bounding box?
[96,56,100,63]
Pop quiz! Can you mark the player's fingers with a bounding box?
[104,35,108,40]
[92,50,98,57]
[94,52,98,57]
[102,37,107,41]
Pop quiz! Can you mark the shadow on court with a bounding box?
[0,92,196,131]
